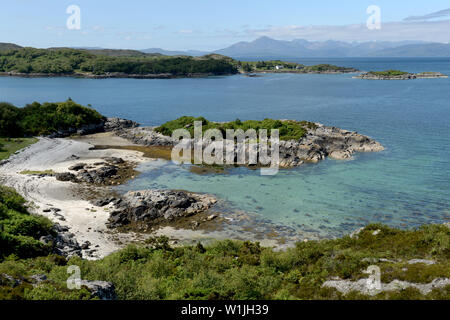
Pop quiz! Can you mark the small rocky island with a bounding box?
[115,117,384,168]
[354,70,448,80]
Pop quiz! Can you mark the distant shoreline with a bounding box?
[0,70,361,80]
[353,71,448,80]
[0,71,235,80]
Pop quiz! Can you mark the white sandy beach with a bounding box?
[0,134,149,259]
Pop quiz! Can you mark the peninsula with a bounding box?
[0,46,359,79]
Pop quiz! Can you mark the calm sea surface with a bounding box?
[1,58,449,237]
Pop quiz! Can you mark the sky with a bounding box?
[1,0,450,50]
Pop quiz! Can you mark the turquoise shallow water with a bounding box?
[1,58,449,237]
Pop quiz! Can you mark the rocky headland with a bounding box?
[114,122,384,168]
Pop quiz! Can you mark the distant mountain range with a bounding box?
[141,48,207,56]
[2,37,450,58]
[211,36,450,58]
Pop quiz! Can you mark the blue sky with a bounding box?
[1,0,450,50]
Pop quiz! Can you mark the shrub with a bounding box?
[0,100,105,137]
[155,116,314,141]
[0,185,53,260]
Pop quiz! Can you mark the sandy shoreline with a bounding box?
[0,132,297,259]
[0,134,150,259]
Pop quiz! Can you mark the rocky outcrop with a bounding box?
[106,189,217,228]
[116,122,384,168]
[277,124,384,167]
[39,223,82,258]
[0,273,116,300]
[80,280,116,300]
[116,126,176,146]
[103,117,138,132]
[323,277,450,296]
[55,157,133,185]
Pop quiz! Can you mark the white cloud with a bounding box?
[244,19,450,43]
[404,8,450,21]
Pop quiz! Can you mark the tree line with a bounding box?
[0,47,238,75]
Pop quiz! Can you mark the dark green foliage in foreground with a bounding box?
[0,99,104,137]
[1,224,448,300]
[0,47,238,76]
[155,116,317,141]
[368,70,409,76]
[0,186,54,261]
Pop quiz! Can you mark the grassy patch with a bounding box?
[0,138,38,160]
[155,116,317,141]
[19,170,55,175]
[368,70,409,77]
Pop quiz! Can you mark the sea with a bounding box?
[1,57,449,238]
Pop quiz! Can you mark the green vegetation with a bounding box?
[0,223,448,300]
[0,185,54,261]
[368,70,409,76]
[0,47,361,77]
[0,47,237,76]
[0,99,104,137]
[19,170,55,175]
[237,60,356,73]
[0,138,38,160]
[155,116,317,141]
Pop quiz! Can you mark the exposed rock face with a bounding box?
[323,277,450,296]
[39,223,82,258]
[30,274,48,286]
[80,280,117,300]
[103,117,138,132]
[106,189,217,228]
[116,126,176,146]
[277,124,384,167]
